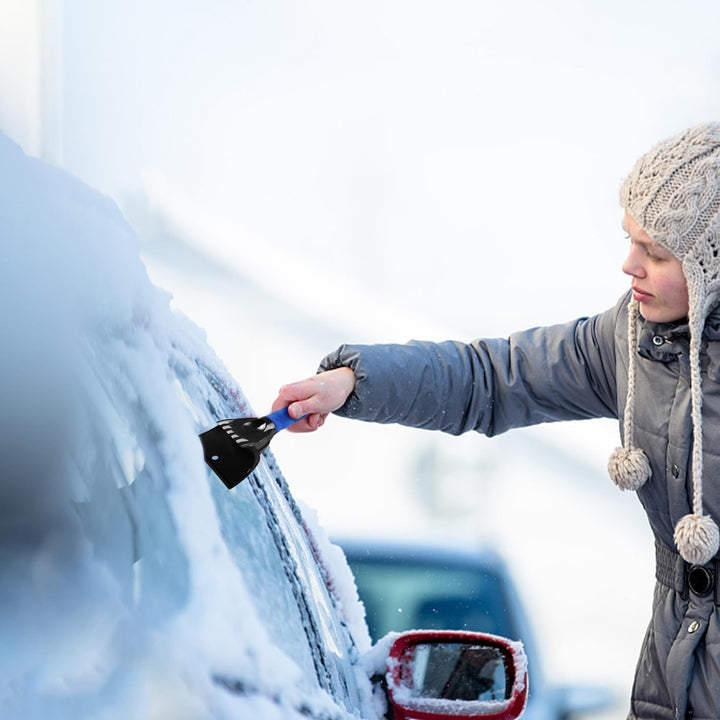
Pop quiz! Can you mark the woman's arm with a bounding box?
[273,295,625,435]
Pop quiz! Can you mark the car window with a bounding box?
[209,464,324,694]
[343,552,518,643]
[183,363,368,715]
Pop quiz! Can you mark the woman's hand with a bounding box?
[271,367,356,433]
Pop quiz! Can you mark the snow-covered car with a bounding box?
[0,130,529,720]
[339,539,613,720]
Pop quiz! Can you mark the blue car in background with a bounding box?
[337,539,613,720]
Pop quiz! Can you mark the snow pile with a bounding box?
[0,132,368,719]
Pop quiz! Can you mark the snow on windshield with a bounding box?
[0,132,370,720]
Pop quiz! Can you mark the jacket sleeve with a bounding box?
[319,296,625,436]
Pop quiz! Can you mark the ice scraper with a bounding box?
[199,407,301,489]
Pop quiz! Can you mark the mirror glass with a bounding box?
[399,642,509,703]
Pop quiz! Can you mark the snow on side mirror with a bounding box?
[386,630,528,720]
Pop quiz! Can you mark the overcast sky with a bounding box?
[58,0,720,340]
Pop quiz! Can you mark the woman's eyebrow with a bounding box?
[623,225,662,248]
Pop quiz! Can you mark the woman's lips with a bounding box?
[632,286,653,303]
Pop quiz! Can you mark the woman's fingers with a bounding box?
[271,368,355,433]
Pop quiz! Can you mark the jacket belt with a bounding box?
[655,541,720,603]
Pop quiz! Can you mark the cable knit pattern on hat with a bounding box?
[616,122,720,565]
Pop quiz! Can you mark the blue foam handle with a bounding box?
[267,406,301,432]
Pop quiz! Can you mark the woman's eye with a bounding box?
[646,248,668,262]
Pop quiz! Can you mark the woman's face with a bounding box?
[621,210,689,323]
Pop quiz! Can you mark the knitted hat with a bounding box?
[609,122,720,566]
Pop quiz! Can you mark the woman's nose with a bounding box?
[622,248,645,278]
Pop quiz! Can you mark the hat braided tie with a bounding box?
[608,300,651,491]
[674,275,720,565]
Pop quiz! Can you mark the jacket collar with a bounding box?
[638,307,720,376]
[637,318,688,363]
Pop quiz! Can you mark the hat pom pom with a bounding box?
[608,446,651,491]
[674,514,720,565]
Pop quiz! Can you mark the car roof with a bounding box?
[335,537,509,574]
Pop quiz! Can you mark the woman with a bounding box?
[273,123,720,719]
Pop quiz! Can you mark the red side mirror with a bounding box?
[386,630,528,720]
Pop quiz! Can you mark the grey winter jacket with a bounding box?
[320,290,720,720]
